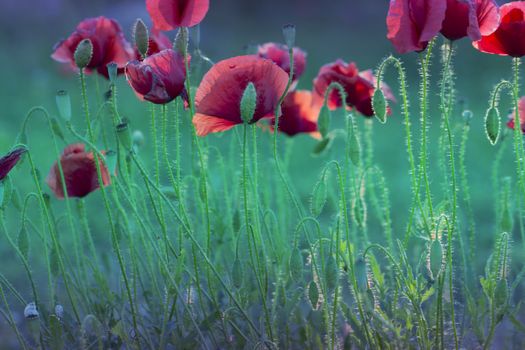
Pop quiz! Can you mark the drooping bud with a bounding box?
[310,175,327,217]
[372,88,387,124]
[289,247,303,282]
[134,19,149,59]
[232,257,243,289]
[56,90,72,122]
[308,280,320,310]
[240,82,257,124]
[24,302,39,319]
[325,255,339,293]
[74,39,93,69]
[116,120,132,151]
[282,24,296,49]
[106,62,118,84]
[485,107,500,145]
[18,225,29,260]
[317,104,331,138]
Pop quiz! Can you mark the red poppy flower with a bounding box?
[257,43,307,84]
[46,144,111,199]
[507,96,525,133]
[193,55,289,136]
[269,91,321,138]
[0,147,27,181]
[386,0,447,53]
[52,17,134,79]
[135,28,172,60]
[146,0,210,30]
[474,2,525,57]
[312,60,395,117]
[441,0,500,41]
[126,49,187,105]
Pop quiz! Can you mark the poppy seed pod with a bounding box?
[282,24,296,49]
[116,121,133,151]
[56,90,72,122]
[24,302,39,319]
[107,62,118,84]
[74,39,93,69]
[241,83,257,124]
[134,19,149,59]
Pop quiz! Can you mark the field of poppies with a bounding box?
[1,0,525,349]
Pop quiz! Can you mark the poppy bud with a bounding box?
[317,105,331,139]
[174,27,189,56]
[325,255,338,293]
[308,280,320,310]
[428,238,443,281]
[74,39,93,69]
[310,175,327,217]
[232,257,243,289]
[56,90,72,122]
[494,278,508,309]
[106,62,118,84]
[134,19,149,59]
[116,121,133,151]
[282,24,296,49]
[240,82,257,124]
[485,107,500,145]
[24,302,39,319]
[18,225,29,260]
[372,89,387,124]
[289,247,303,282]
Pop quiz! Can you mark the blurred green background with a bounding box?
[0,0,521,313]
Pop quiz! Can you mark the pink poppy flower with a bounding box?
[146,0,210,30]
[257,43,307,84]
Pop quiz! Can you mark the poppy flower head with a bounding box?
[126,49,188,105]
[312,60,394,117]
[269,91,321,138]
[193,55,289,136]
[386,0,447,53]
[474,2,525,57]
[52,17,134,79]
[507,96,525,133]
[441,0,500,41]
[135,28,172,60]
[146,0,210,30]
[257,43,307,83]
[46,143,111,199]
[0,146,27,181]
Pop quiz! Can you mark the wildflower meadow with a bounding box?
[1,0,525,349]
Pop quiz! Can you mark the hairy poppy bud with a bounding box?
[485,107,500,145]
[24,302,39,319]
[372,88,387,124]
[310,175,327,217]
[308,280,320,310]
[289,247,303,282]
[134,19,149,58]
[174,27,189,56]
[325,255,338,293]
[74,39,93,69]
[282,24,296,49]
[56,90,72,122]
[106,62,118,84]
[116,121,133,151]
[240,82,257,124]
[317,105,331,138]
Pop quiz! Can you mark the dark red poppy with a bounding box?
[0,147,27,181]
[441,0,500,41]
[126,49,187,105]
[269,91,321,138]
[135,28,172,60]
[146,0,210,30]
[474,2,525,57]
[52,17,134,79]
[507,96,525,133]
[312,60,395,117]
[386,0,447,53]
[257,43,307,84]
[193,55,289,136]
[46,144,111,199]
